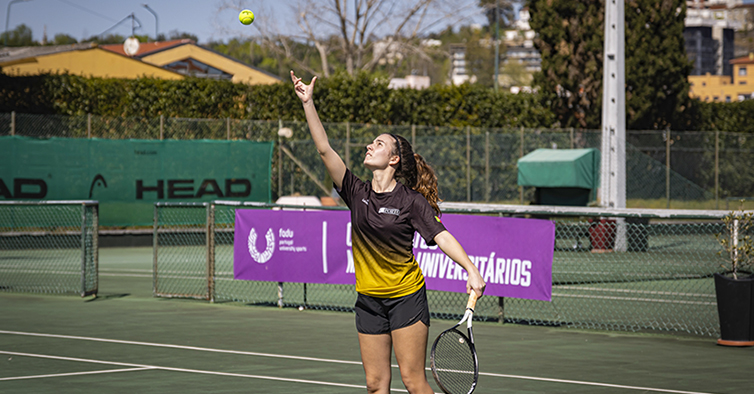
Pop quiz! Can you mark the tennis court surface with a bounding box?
[1,246,751,393]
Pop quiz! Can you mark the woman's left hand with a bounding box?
[467,269,486,298]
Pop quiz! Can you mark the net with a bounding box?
[153,201,742,338]
[0,201,98,296]
[431,329,478,394]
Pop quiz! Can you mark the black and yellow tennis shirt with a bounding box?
[337,169,446,298]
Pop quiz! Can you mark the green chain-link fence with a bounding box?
[154,201,737,338]
[4,112,754,210]
[0,201,98,296]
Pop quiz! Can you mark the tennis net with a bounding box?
[153,201,739,337]
[0,200,98,297]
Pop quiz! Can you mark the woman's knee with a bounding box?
[365,373,391,394]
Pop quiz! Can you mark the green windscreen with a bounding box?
[517,148,600,189]
[0,136,273,226]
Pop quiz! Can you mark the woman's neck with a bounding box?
[371,171,397,193]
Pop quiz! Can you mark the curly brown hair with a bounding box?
[389,134,441,216]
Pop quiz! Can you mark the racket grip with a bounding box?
[466,291,478,311]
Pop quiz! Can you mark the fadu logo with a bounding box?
[248,228,275,263]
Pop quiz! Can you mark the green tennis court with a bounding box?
[1,246,751,393]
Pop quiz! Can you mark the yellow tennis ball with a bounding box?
[239,10,255,25]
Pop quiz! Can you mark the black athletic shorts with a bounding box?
[354,285,430,335]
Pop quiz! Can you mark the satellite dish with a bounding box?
[123,37,140,56]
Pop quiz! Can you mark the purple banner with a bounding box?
[234,209,554,301]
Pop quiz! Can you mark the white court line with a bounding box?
[555,286,716,299]
[98,273,152,278]
[0,350,384,391]
[552,293,715,306]
[0,330,716,394]
[0,330,362,366]
[478,372,716,394]
[0,367,152,381]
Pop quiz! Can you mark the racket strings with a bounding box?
[432,329,476,394]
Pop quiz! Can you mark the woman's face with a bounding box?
[364,134,399,170]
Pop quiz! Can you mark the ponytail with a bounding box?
[413,153,441,216]
[390,134,442,216]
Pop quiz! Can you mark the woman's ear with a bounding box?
[389,155,400,166]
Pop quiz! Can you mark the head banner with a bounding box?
[234,209,554,301]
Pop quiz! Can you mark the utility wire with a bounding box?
[97,14,142,38]
[56,0,118,23]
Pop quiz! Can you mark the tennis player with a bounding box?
[291,71,485,394]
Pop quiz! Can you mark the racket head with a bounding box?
[430,327,479,394]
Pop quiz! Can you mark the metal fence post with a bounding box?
[227,117,231,140]
[87,113,92,138]
[278,136,283,199]
[92,203,99,296]
[485,131,490,202]
[519,126,524,204]
[11,111,15,136]
[666,129,671,209]
[345,121,351,169]
[466,126,471,202]
[207,203,216,303]
[80,203,87,297]
[411,124,416,147]
[160,115,164,140]
[715,130,720,209]
[152,204,159,297]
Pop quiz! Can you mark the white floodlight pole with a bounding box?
[601,0,627,250]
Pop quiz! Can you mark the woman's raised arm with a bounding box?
[291,71,346,189]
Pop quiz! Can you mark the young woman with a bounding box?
[291,71,485,394]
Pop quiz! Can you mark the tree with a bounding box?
[217,0,484,77]
[478,0,517,29]
[168,30,199,43]
[2,24,35,47]
[83,34,127,45]
[529,0,603,128]
[624,0,692,130]
[529,0,691,130]
[53,34,78,45]
[464,27,497,87]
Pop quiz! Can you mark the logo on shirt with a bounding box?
[362,198,369,205]
[435,216,442,223]
[378,207,401,216]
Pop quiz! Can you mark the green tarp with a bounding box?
[517,148,600,189]
[0,136,273,226]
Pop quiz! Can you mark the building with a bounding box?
[501,7,540,91]
[688,52,754,102]
[0,42,183,80]
[0,39,280,85]
[685,1,740,76]
[449,43,474,85]
[388,75,430,90]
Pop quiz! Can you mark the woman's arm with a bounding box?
[291,71,347,189]
[434,230,486,297]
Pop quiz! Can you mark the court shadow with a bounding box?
[85,293,130,302]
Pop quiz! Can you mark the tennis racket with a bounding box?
[430,291,479,394]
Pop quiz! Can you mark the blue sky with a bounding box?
[3,0,299,43]
[2,0,491,44]
[5,0,754,46]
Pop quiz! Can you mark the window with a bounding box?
[702,82,707,87]
[740,81,748,85]
[726,96,731,103]
[739,67,747,77]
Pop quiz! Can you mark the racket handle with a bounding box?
[466,291,478,311]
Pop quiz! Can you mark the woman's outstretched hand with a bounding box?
[291,70,317,104]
